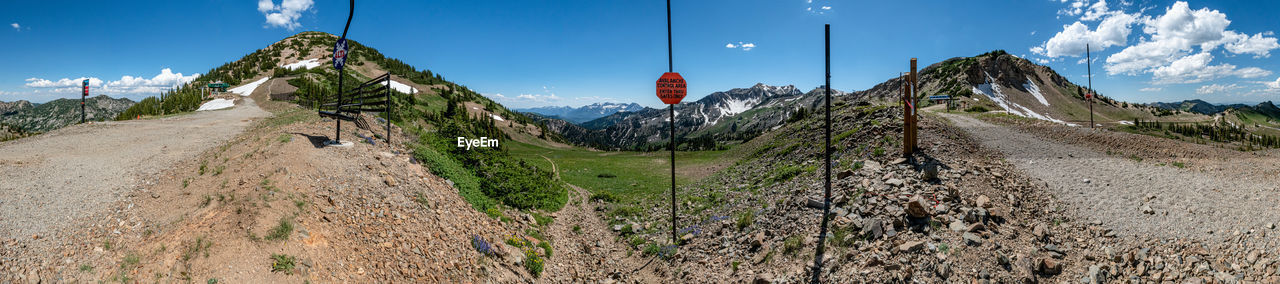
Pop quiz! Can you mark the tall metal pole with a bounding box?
[1087,44,1094,129]
[811,24,832,284]
[666,0,677,249]
[336,0,355,143]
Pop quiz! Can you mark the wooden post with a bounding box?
[910,58,917,154]
[903,58,918,158]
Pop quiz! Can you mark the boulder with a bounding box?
[905,197,932,218]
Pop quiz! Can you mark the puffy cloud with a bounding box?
[25,77,104,88]
[1215,31,1280,58]
[1267,77,1280,89]
[1104,2,1278,78]
[725,42,756,51]
[1139,87,1162,92]
[1032,8,1138,58]
[1150,53,1271,84]
[1058,0,1089,17]
[513,93,561,102]
[1080,0,1112,21]
[257,0,314,30]
[820,6,831,10]
[1195,83,1240,95]
[24,68,200,95]
[9,23,18,31]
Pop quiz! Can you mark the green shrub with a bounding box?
[270,254,296,274]
[735,211,755,231]
[265,218,293,241]
[524,249,544,277]
[965,106,990,113]
[589,192,621,203]
[414,146,493,210]
[537,241,553,257]
[768,165,803,184]
[532,213,553,227]
[485,207,503,219]
[782,234,804,255]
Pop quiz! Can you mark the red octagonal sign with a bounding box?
[656,72,687,105]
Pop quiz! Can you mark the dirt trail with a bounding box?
[0,98,270,240]
[936,112,1280,241]
[539,156,661,283]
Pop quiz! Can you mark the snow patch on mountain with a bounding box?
[281,58,321,70]
[229,77,270,96]
[720,98,760,116]
[1023,76,1049,106]
[197,99,234,111]
[972,72,1069,126]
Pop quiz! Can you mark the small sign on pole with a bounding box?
[656,72,686,105]
[333,38,349,71]
[81,79,88,123]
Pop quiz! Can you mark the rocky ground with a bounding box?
[4,89,1280,283]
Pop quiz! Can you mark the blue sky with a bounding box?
[3,0,1279,107]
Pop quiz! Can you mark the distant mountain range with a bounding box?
[0,95,135,133]
[536,50,1211,150]
[533,83,847,150]
[516,102,644,124]
[1149,99,1280,116]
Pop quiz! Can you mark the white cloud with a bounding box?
[1032,9,1138,58]
[1216,31,1280,58]
[257,0,314,30]
[574,96,618,102]
[1150,52,1271,84]
[1195,83,1240,95]
[820,6,831,10]
[9,23,18,31]
[725,42,756,51]
[1058,0,1089,17]
[23,68,200,95]
[512,93,561,102]
[1079,0,1111,21]
[1139,87,1162,92]
[1104,1,1278,77]
[1266,77,1280,89]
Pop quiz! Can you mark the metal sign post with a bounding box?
[655,0,687,252]
[810,24,833,284]
[81,79,88,123]
[1087,44,1094,129]
[330,0,354,145]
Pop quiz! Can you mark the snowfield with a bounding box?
[384,80,418,94]
[229,77,270,96]
[281,58,321,70]
[972,72,1071,126]
[720,98,760,116]
[492,114,505,121]
[1023,76,1050,106]
[197,98,235,111]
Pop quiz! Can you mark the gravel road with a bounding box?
[0,98,269,240]
[937,112,1280,241]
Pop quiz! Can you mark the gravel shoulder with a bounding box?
[0,98,269,240]
[937,112,1280,241]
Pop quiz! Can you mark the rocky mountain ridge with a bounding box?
[538,83,848,150]
[516,102,644,124]
[0,95,135,133]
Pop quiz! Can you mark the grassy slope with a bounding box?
[506,141,729,204]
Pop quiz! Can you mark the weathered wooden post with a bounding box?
[903,58,918,158]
